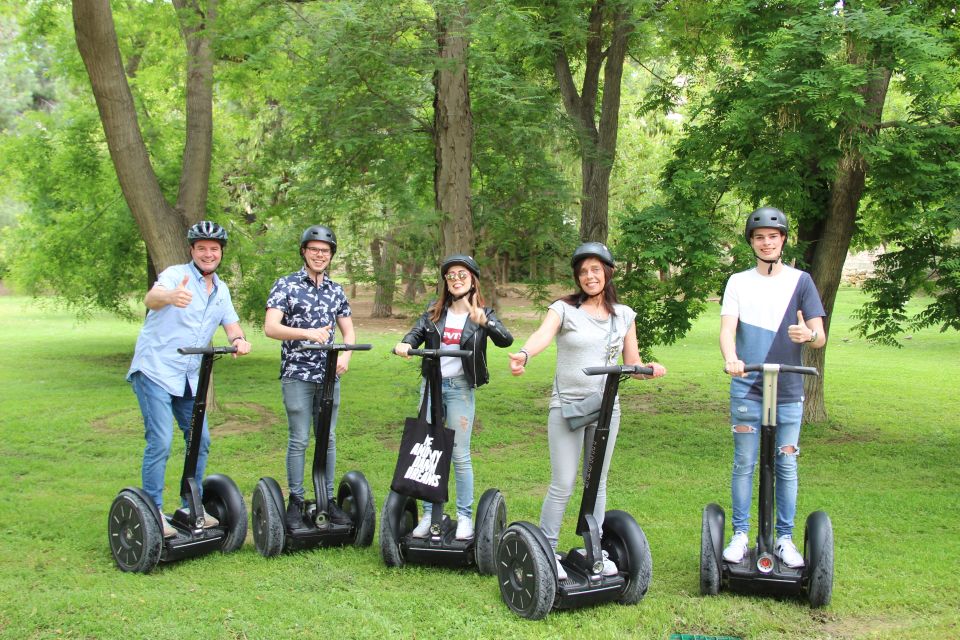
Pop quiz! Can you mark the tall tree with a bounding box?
[72,0,216,274]
[434,0,475,256]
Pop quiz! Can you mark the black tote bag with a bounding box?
[390,389,455,503]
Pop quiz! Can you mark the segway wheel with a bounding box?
[496,524,556,620]
[338,470,376,547]
[252,478,285,557]
[202,474,247,553]
[475,488,507,575]
[379,490,417,568]
[601,510,652,605]
[804,510,834,608]
[108,490,162,573]
[700,504,724,595]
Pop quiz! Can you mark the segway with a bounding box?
[108,346,248,573]
[379,348,507,574]
[251,343,375,556]
[700,363,833,607]
[496,364,654,620]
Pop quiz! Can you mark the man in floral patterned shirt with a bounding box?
[265,225,356,529]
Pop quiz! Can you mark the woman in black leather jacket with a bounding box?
[394,254,513,540]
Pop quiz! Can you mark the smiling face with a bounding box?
[190,240,223,273]
[750,228,785,262]
[577,257,606,297]
[444,264,474,297]
[302,240,333,275]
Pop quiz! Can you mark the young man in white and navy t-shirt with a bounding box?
[719,206,827,569]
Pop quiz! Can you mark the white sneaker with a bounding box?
[455,517,474,540]
[723,531,749,563]
[775,535,805,568]
[554,554,568,581]
[159,513,176,538]
[574,548,618,576]
[201,509,219,528]
[411,513,432,538]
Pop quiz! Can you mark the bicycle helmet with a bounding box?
[187,221,228,247]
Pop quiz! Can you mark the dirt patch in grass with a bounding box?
[91,402,279,436]
[815,612,912,639]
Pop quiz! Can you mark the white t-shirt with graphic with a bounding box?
[440,310,468,379]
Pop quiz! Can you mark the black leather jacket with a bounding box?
[400,305,513,388]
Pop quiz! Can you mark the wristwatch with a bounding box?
[807,330,818,343]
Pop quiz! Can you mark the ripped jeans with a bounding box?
[730,398,803,538]
[420,376,476,520]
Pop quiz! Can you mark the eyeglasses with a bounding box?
[304,247,332,256]
[444,270,471,282]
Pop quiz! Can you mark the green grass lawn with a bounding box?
[0,288,957,639]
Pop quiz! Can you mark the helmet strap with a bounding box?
[450,287,474,303]
[192,261,216,277]
[754,252,781,274]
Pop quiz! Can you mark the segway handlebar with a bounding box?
[397,347,473,358]
[583,364,655,376]
[178,346,238,355]
[299,343,373,352]
[742,363,819,376]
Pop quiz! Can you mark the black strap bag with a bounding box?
[390,381,454,503]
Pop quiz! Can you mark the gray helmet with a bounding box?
[300,225,337,255]
[440,254,480,278]
[745,207,789,242]
[187,221,228,247]
[571,242,614,268]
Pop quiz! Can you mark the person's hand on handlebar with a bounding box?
[633,362,667,380]
[304,325,333,344]
[394,342,412,358]
[724,359,747,377]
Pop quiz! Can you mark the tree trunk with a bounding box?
[73,0,217,275]
[553,1,633,245]
[434,1,474,257]
[370,231,398,318]
[803,51,891,423]
[402,259,425,303]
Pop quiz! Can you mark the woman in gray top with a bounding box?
[508,242,666,580]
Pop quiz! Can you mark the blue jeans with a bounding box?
[131,371,209,511]
[282,377,340,500]
[421,376,476,520]
[730,398,803,538]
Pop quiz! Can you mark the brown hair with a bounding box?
[559,259,618,316]
[428,271,487,322]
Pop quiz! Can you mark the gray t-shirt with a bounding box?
[548,300,637,409]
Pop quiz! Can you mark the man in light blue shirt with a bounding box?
[126,221,252,537]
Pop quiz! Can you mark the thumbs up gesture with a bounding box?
[788,310,813,344]
[170,274,193,308]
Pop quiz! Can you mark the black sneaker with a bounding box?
[286,496,308,531]
[326,500,353,526]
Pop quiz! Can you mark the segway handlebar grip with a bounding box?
[404,348,473,359]
[299,343,373,352]
[177,346,238,355]
[583,364,655,376]
[742,363,819,376]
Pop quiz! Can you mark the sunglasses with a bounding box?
[444,270,471,282]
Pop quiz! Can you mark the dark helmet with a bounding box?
[187,220,228,247]
[571,242,614,269]
[440,254,480,278]
[300,225,337,255]
[744,207,789,242]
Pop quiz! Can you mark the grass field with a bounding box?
[0,287,957,639]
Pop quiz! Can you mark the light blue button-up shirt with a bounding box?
[127,262,240,396]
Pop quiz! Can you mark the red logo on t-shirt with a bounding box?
[442,328,462,346]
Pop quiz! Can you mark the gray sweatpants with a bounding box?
[539,405,621,552]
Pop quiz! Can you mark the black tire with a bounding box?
[804,510,834,608]
[338,470,376,547]
[475,489,507,575]
[379,490,417,568]
[252,478,285,558]
[602,510,652,605]
[202,473,247,553]
[700,504,724,595]
[108,490,162,573]
[496,523,556,620]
